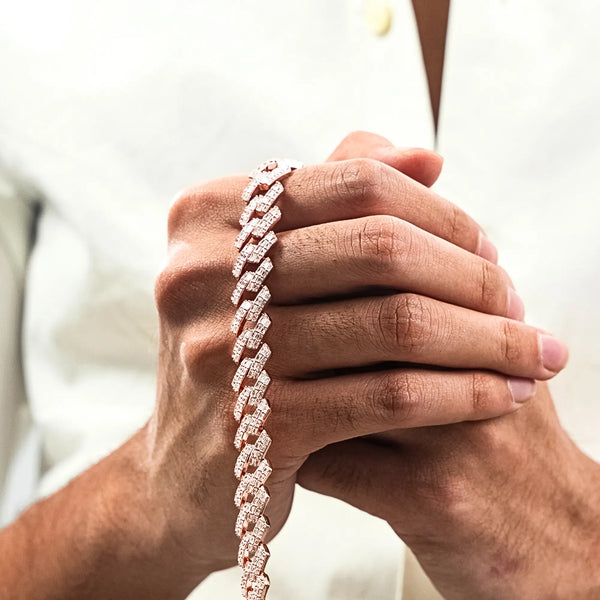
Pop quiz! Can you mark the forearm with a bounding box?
[0,426,212,600]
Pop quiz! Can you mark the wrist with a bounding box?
[95,425,221,594]
[77,427,213,598]
[140,411,240,575]
[0,426,215,599]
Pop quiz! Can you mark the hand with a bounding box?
[146,131,566,585]
[296,344,600,596]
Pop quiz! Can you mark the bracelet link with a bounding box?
[230,157,303,599]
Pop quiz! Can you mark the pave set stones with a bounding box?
[231,345,272,393]
[231,313,271,364]
[234,485,271,537]
[241,159,301,203]
[241,544,270,591]
[234,429,273,479]
[235,460,273,510]
[231,258,273,306]
[234,369,272,422]
[230,289,271,336]
[232,231,278,279]
[246,286,271,323]
[231,158,302,600]
[245,574,270,600]
[234,399,272,451]
[237,514,270,569]
[252,206,282,238]
[240,182,285,227]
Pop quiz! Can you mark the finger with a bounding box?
[269,369,534,457]
[295,437,409,526]
[267,159,492,259]
[326,130,444,187]
[265,215,518,317]
[266,294,569,380]
[170,159,495,262]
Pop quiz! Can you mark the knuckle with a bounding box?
[473,418,509,452]
[154,267,178,316]
[167,184,216,238]
[372,371,418,424]
[470,372,500,414]
[334,157,385,203]
[478,260,504,313]
[383,293,431,352]
[154,257,223,323]
[499,319,524,364]
[436,475,472,520]
[444,203,472,245]
[180,331,230,383]
[349,215,407,268]
[409,460,471,516]
[341,129,370,145]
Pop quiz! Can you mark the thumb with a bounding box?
[326,130,444,188]
[296,438,415,527]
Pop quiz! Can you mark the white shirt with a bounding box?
[0,1,598,598]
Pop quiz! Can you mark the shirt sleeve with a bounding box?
[0,159,39,525]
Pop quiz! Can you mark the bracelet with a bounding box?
[230,157,303,600]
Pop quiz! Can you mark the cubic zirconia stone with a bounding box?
[248,344,271,378]
[247,573,270,600]
[235,369,270,422]
[234,399,272,451]
[234,486,270,536]
[231,300,253,335]
[241,544,270,590]
[240,198,258,227]
[246,287,271,323]
[252,206,281,239]
[252,428,272,457]
[256,164,292,188]
[249,370,270,406]
[233,243,257,278]
[237,514,271,567]
[245,313,271,350]
[234,428,272,477]
[242,177,262,203]
[234,459,273,509]
[231,271,254,306]
[234,444,253,479]
[247,258,273,292]
[235,218,260,249]
[255,182,284,213]
[232,357,253,392]
[249,231,277,264]
[249,158,279,178]
[234,386,253,422]
[232,329,252,364]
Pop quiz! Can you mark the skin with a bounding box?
[0,130,590,600]
[298,381,600,599]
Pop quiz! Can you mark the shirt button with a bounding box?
[365,0,393,37]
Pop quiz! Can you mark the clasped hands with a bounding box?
[149,131,600,599]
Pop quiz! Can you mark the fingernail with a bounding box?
[477,231,498,263]
[506,288,525,321]
[538,334,569,373]
[508,377,536,403]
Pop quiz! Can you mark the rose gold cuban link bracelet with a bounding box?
[230,157,303,600]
